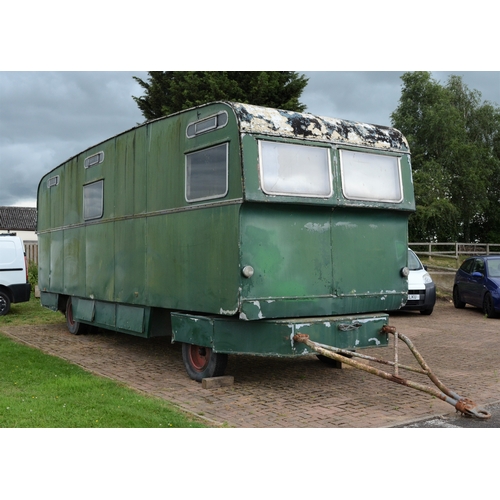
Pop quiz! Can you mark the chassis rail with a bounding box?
[293,325,491,420]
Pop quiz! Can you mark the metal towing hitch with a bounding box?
[293,325,491,420]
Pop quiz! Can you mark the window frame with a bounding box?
[84,151,105,169]
[83,179,104,221]
[185,142,229,203]
[258,140,333,198]
[339,149,404,203]
[186,111,228,138]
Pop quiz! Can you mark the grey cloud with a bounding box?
[1,71,499,207]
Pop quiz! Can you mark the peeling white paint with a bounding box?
[304,222,330,232]
[234,103,410,152]
[239,312,248,320]
[295,323,311,330]
[355,339,360,346]
[220,308,238,315]
[324,322,331,327]
[335,221,357,228]
[368,337,381,345]
[289,325,296,348]
[250,300,264,319]
[266,299,275,303]
[353,318,375,324]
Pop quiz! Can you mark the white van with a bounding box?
[0,233,31,315]
[402,248,436,315]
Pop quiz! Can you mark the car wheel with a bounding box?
[182,343,228,382]
[65,297,89,335]
[453,286,466,309]
[483,293,498,319]
[0,290,11,316]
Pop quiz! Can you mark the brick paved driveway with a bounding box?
[2,299,499,427]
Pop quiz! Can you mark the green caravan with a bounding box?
[37,102,415,381]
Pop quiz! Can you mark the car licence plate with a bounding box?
[408,294,421,301]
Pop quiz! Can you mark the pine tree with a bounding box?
[133,71,308,120]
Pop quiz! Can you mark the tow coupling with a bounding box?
[293,325,491,420]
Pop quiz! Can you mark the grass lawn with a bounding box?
[0,295,206,428]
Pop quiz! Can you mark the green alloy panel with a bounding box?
[239,204,408,320]
[171,312,389,355]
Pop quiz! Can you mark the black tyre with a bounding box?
[182,343,228,382]
[0,290,11,316]
[483,293,498,319]
[420,307,433,315]
[65,297,89,335]
[453,286,466,309]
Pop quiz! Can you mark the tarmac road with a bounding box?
[2,298,499,427]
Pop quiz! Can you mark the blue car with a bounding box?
[453,256,500,318]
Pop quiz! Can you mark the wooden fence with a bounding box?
[410,242,500,260]
[24,241,39,265]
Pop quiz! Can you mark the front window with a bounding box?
[185,143,228,202]
[340,150,403,203]
[259,141,332,197]
[486,259,500,278]
[460,259,475,274]
[408,249,423,271]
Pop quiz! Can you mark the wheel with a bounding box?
[65,297,89,335]
[453,286,466,309]
[420,307,433,315]
[181,343,228,382]
[483,293,498,319]
[0,290,11,316]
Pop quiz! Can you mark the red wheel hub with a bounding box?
[188,345,210,371]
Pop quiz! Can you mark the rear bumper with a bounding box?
[10,283,31,303]
[171,312,390,356]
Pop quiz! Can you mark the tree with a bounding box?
[132,71,309,120]
[391,72,500,242]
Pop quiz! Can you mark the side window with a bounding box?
[185,143,228,202]
[84,151,104,169]
[83,180,104,220]
[474,259,485,274]
[460,259,474,274]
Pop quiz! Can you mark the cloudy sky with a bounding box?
[1,71,499,208]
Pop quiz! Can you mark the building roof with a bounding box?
[0,206,37,231]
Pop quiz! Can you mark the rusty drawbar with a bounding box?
[293,325,491,419]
